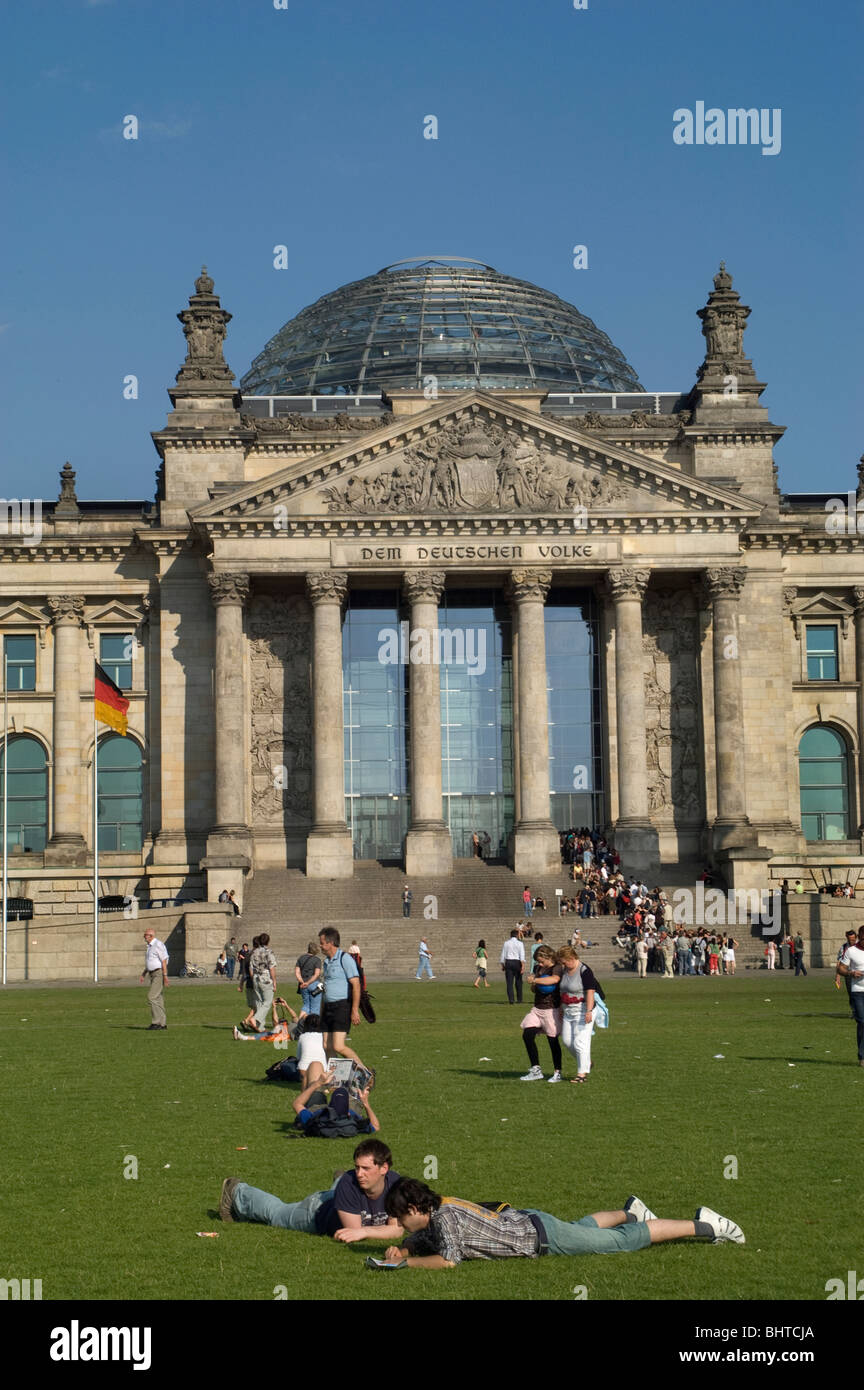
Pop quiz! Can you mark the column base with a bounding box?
[153,830,192,866]
[199,852,252,908]
[510,822,561,877]
[44,836,87,867]
[612,822,660,880]
[711,819,758,853]
[306,829,354,879]
[405,826,453,877]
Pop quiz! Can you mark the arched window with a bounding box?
[798,726,850,841]
[0,736,48,852]
[97,736,143,852]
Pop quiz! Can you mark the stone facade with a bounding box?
[2,263,863,923]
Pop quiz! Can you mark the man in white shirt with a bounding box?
[837,926,864,1066]
[140,929,169,1030]
[500,929,526,1004]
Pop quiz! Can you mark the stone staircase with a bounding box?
[236,858,773,981]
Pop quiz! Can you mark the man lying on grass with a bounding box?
[219,1139,404,1243]
[379,1179,745,1268]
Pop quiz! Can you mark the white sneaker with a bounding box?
[547,1070,563,1084]
[624,1194,657,1222]
[520,1066,544,1081]
[695,1205,746,1244]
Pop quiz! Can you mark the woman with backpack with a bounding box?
[556,944,599,1084]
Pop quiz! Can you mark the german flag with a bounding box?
[95,663,129,735]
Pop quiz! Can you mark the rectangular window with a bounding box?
[100,634,133,689]
[4,635,36,690]
[805,625,838,681]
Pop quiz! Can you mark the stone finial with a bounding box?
[195,264,215,297]
[54,461,80,518]
[695,263,758,389]
[174,265,235,388]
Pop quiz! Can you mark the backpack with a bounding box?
[266,1057,300,1083]
[303,1106,361,1140]
[336,949,377,1025]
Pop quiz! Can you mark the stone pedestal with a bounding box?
[305,572,354,878]
[45,595,87,866]
[607,568,660,878]
[403,570,452,877]
[507,569,561,875]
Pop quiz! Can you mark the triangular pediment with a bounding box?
[0,601,49,643]
[790,591,853,620]
[192,391,759,532]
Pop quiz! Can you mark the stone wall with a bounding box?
[2,903,231,982]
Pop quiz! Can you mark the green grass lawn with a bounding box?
[0,974,859,1302]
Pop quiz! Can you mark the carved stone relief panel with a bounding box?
[642,589,702,821]
[323,417,628,513]
[248,593,313,826]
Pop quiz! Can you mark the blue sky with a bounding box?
[1,0,861,501]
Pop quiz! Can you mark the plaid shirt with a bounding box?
[407,1199,540,1264]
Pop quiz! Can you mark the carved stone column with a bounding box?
[705,566,754,849]
[403,570,452,876]
[606,568,660,877]
[203,573,253,883]
[854,587,864,843]
[305,571,354,878]
[506,569,561,875]
[45,595,87,864]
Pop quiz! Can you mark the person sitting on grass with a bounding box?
[233,997,299,1043]
[292,1070,379,1136]
[378,1179,744,1268]
[218,1139,404,1242]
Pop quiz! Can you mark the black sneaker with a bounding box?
[219,1177,241,1223]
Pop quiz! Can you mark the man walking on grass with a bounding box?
[140,928,169,1030]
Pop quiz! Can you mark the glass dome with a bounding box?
[240,257,642,397]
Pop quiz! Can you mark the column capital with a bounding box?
[506,567,552,603]
[305,570,348,607]
[47,594,85,626]
[852,586,864,615]
[606,567,650,603]
[208,572,250,607]
[704,566,746,603]
[402,569,446,605]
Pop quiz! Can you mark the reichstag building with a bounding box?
[3,256,862,911]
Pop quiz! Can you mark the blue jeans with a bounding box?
[232,1179,338,1232]
[225,958,235,980]
[523,1211,652,1256]
[677,952,689,975]
[300,984,321,1014]
[852,991,864,1060]
[416,955,434,978]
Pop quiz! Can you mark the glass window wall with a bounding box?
[440,589,514,858]
[545,589,604,831]
[343,591,409,861]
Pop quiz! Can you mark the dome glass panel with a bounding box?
[240,257,642,396]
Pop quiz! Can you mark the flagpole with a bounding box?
[93,709,98,984]
[2,650,9,987]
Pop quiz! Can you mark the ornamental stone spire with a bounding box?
[173,265,236,392]
[695,263,762,393]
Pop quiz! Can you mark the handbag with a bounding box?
[594,995,609,1030]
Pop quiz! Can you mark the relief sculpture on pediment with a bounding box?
[642,590,702,820]
[324,417,628,512]
[248,594,313,826]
